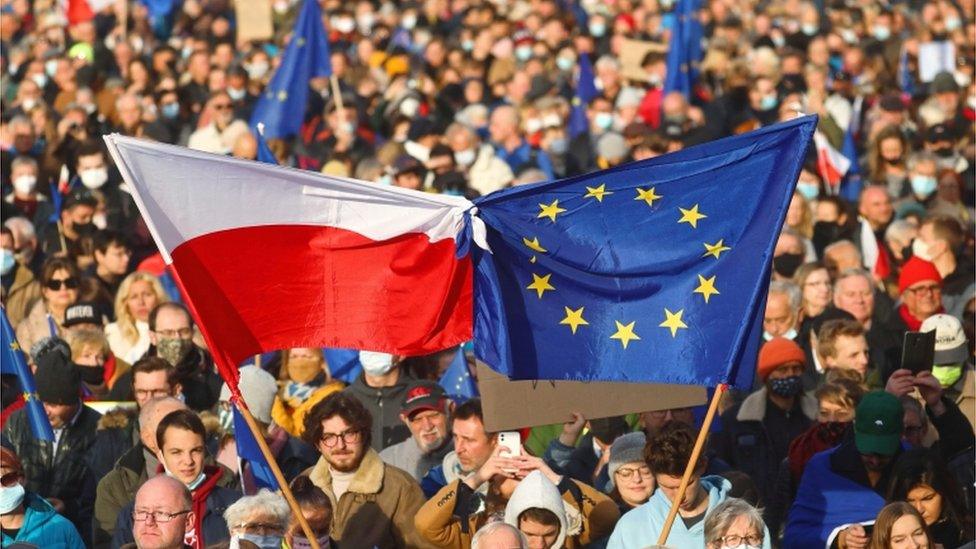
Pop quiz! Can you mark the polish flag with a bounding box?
[104,135,475,395]
[813,131,851,190]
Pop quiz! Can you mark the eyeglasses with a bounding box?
[715,534,764,548]
[134,388,171,400]
[236,522,285,535]
[133,509,191,523]
[615,466,652,479]
[0,471,22,487]
[320,429,362,447]
[212,103,233,110]
[154,327,193,339]
[46,277,79,291]
[906,284,940,296]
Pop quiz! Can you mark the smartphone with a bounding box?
[497,431,521,458]
[901,331,936,375]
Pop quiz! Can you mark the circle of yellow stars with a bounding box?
[525,184,733,349]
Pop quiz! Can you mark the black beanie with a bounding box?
[34,345,81,405]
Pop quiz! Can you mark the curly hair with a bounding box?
[644,421,704,477]
[301,392,372,449]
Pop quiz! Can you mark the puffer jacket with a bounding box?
[271,380,345,437]
[1,491,86,548]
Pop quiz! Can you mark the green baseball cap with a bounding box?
[854,391,903,456]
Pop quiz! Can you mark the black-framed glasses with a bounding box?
[133,509,190,523]
[905,284,940,296]
[716,534,764,548]
[320,429,362,448]
[45,277,79,291]
[154,327,193,339]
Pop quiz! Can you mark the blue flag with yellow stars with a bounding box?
[439,346,479,403]
[471,116,817,389]
[1,308,54,441]
[663,0,703,98]
[249,0,332,140]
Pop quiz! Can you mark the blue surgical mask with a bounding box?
[239,533,283,549]
[760,94,778,111]
[872,26,891,41]
[515,45,533,62]
[801,23,819,36]
[0,483,25,514]
[461,40,474,52]
[161,102,180,119]
[227,87,246,101]
[1,249,14,276]
[556,57,575,72]
[594,112,614,131]
[549,137,569,155]
[588,21,607,37]
[910,175,937,198]
[797,181,819,200]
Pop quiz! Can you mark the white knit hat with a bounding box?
[219,365,278,424]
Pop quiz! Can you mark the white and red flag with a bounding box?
[104,135,476,396]
[813,131,851,190]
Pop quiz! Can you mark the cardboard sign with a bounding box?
[477,361,707,432]
[619,38,667,83]
[236,0,274,44]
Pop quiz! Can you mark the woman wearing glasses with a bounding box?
[703,498,767,549]
[104,271,168,363]
[0,447,85,548]
[606,432,654,513]
[15,256,79,355]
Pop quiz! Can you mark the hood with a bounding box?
[504,471,567,549]
[21,492,59,532]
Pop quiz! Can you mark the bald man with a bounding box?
[94,397,188,547]
[130,475,195,549]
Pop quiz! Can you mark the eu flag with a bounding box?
[471,116,817,389]
[254,126,278,165]
[839,126,862,202]
[1,308,54,441]
[324,348,361,383]
[438,346,478,403]
[249,0,332,140]
[663,0,703,98]
[231,406,279,491]
[568,54,597,139]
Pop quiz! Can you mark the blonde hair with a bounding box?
[789,191,814,238]
[114,272,168,346]
[68,328,111,360]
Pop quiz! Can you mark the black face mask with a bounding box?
[934,147,954,158]
[901,242,914,263]
[77,364,105,385]
[73,222,96,236]
[812,221,841,251]
[774,252,804,278]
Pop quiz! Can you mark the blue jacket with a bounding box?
[1,492,86,549]
[783,446,885,549]
[606,475,772,549]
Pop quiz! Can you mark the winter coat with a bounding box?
[89,408,140,483]
[948,367,976,432]
[0,492,86,549]
[305,448,432,548]
[15,298,65,356]
[379,436,454,481]
[1,403,100,544]
[607,475,772,549]
[93,443,150,548]
[108,344,222,412]
[271,380,345,438]
[466,144,514,195]
[2,262,42,327]
[342,372,413,451]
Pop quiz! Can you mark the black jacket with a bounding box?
[108,345,223,412]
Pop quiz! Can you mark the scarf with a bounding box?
[898,304,944,332]
[155,464,223,549]
[787,421,850,484]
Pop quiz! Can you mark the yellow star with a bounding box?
[538,199,567,222]
[678,204,707,228]
[610,320,641,349]
[522,237,548,254]
[10,341,19,351]
[584,184,613,202]
[277,90,288,102]
[22,392,31,402]
[560,306,589,334]
[634,187,662,207]
[694,275,719,303]
[659,308,688,337]
[702,239,731,259]
[526,273,555,298]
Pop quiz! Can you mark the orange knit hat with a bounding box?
[757,337,806,382]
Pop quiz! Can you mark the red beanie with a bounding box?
[757,337,806,382]
[898,257,942,294]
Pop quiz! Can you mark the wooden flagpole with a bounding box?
[656,383,727,545]
[329,75,346,124]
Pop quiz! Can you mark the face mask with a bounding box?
[159,101,179,119]
[402,14,417,30]
[0,483,25,514]
[378,174,392,186]
[30,73,47,89]
[227,87,246,101]
[240,533,283,549]
[359,351,395,376]
[92,212,107,230]
[764,327,798,342]
[933,147,954,159]
[648,73,663,87]
[287,357,322,384]
[12,174,36,195]
[588,21,607,37]
[910,175,937,198]
[246,62,269,80]
[760,94,778,111]
[1,249,15,276]
[461,40,474,52]
[872,26,891,41]
[157,337,193,367]
[797,181,819,200]
[910,238,933,262]
[357,13,376,32]
[78,364,105,385]
[945,17,962,31]
[73,221,96,236]
[79,167,109,189]
[21,98,37,112]
[515,45,533,62]
[291,535,331,549]
[801,23,818,36]
[772,34,786,48]
[773,252,804,278]
[455,148,476,167]
[932,364,963,388]
[769,375,803,397]
[334,18,355,34]
[594,112,614,131]
[840,29,858,44]
[549,137,569,154]
[399,97,420,118]
[556,57,574,72]
[45,59,58,77]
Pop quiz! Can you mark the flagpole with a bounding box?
[329,75,346,122]
[234,400,321,549]
[56,220,68,255]
[655,383,727,545]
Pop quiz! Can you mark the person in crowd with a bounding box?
[887,448,974,548]
[868,502,932,549]
[763,281,801,341]
[222,489,290,549]
[897,152,941,212]
[865,125,910,196]
[187,91,250,155]
[714,337,817,504]
[703,498,767,549]
[113,409,241,548]
[126,475,195,549]
[444,122,514,195]
[93,395,187,547]
[85,230,132,321]
[831,268,903,375]
[104,271,168,364]
[471,521,530,549]
[300,391,428,547]
[67,324,114,398]
[15,256,79,353]
[0,446,85,548]
[884,219,918,267]
[422,398,496,499]
[914,215,974,302]
[38,188,97,258]
[784,391,904,549]
[342,350,413,451]
[884,365,974,460]
[5,156,45,221]
[1,339,100,543]
[794,262,832,324]
[920,314,975,430]
[271,347,345,438]
[0,225,41,327]
[380,380,455,481]
[606,431,653,513]
[897,258,945,331]
[544,414,630,490]
[817,319,874,385]
[285,476,334,549]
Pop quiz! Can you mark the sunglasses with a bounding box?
[212,103,233,110]
[0,471,21,487]
[46,277,79,291]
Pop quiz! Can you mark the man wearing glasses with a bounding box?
[301,392,431,548]
[187,91,249,155]
[897,257,945,331]
[128,475,195,549]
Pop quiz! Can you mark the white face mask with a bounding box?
[79,167,108,189]
[92,212,108,230]
[455,148,476,167]
[0,483,25,514]
[12,174,37,195]
[359,351,395,376]
[912,238,934,262]
[246,62,269,80]
[763,327,798,341]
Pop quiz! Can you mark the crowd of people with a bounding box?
[0,0,975,547]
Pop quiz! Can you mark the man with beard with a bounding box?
[301,392,430,548]
[380,381,454,481]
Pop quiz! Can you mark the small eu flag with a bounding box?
[254,125,278,165]
[471,116,817,389]
[232,406,279,491]
[324,348,362,384]
[249,0,332,140]
[1,308,54,441]
[663,0,703,98]
[439,346,478,403]
[568,54,597,139]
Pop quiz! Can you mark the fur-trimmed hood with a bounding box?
[309,447,385,498]
[736,387,818,423]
